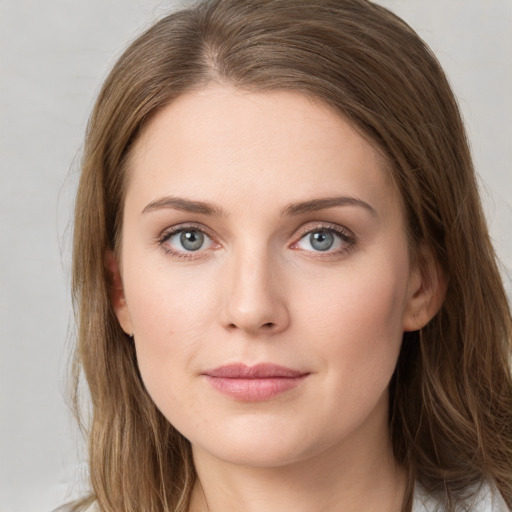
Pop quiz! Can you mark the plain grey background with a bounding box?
[0,1,511,511]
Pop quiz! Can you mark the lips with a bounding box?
[202,363,309,401]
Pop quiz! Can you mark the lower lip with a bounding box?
[204,375,308,401]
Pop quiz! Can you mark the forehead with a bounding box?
[125,85,398,215]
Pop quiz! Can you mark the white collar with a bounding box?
[412,481,509,512]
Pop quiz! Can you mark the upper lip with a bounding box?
[203,363,307,379]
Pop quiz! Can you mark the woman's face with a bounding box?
[113,85,434,468]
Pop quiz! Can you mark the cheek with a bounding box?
[128,283,211,428]
[126,261,218,340]
[296,256,409,378]
[123,262,220,395]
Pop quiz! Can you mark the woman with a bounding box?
[68,0,512,510]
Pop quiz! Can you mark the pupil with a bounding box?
[310,231,334,251]
[180,230,204,251]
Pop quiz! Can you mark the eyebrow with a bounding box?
[141,194,376,217]
[281,196,377,217]
[142,196,226,216]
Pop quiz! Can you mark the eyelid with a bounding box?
[157,222,220,258]
[292,221,355,240]
[289,222,357,255]
[158,222,215,240]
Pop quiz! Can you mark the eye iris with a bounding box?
[180,230,204,251]
[310,231,334,251]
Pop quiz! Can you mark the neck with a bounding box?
[188,402,406,512]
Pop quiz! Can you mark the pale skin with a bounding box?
[110,85,444,512]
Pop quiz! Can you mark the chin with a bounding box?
[188,417,330,469]
[196,441,310,469]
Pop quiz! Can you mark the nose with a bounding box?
[220,246,290,335]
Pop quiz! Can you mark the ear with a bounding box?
[402,244,447,332]
[105,250,134,336]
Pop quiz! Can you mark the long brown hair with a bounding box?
[70,1,512,510]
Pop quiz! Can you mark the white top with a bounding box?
[412,482,510,511]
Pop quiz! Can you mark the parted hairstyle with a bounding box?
[70,0,512,511]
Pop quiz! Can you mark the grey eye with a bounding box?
[180,230,205,251]
[309,231,335,251]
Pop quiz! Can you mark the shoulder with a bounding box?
[412,481,510,512]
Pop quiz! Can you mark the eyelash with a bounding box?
[158,223,217,260]
[157,222,357,259]
[290,223,357,258]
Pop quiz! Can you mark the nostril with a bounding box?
[226,322,276,331]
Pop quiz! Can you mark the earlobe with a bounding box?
[403,245,447,332]
[105,250,134,336]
